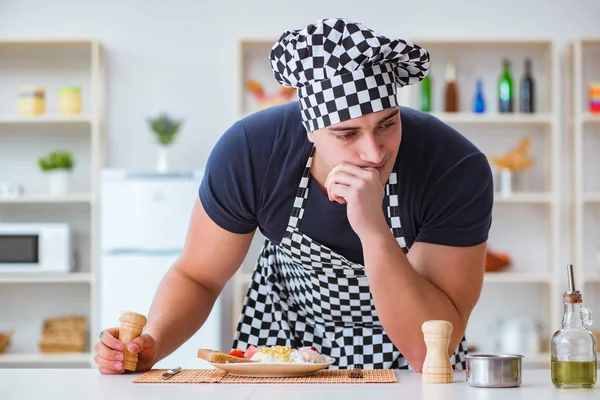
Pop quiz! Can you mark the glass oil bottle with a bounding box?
[550,264,597,389]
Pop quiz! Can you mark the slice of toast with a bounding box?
[197,348,257,364]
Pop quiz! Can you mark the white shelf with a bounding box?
[572,38,600,301]
[581,193,600,203]
[0,193,93,204]
[0,114,93,124]
[494,192,552,203]
[584,275,600,283]
[582,113,600,124]
[232,37,563,344]
[0,273,93,284]
[0,352,92,365]
[0,39,105,369]
[484,272,551,284]
[430,112,553,125]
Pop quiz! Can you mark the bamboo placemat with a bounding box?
[133,369,397,384]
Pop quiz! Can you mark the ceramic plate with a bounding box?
[210,357,335,377]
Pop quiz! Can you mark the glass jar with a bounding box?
[17,86,45,115]
[550,275,597,389]
[58,87,81,115]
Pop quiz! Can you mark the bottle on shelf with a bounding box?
[589,83,600,114]
[419,73,432,112]
[520,58,535,113]
[498,59,514,113]
[444,61,458,112]
[550,264,597,389]
[473,78,486,114]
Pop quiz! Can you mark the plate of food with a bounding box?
[197,345,335,377]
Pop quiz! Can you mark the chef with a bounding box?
[94,18,493,374]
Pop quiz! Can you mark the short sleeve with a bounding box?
[415,152,493,247]
[199,121,259,234]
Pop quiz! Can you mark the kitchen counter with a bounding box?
[0,368,597,399]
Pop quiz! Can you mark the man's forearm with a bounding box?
[143,265,220,362]
[361,229,465,372]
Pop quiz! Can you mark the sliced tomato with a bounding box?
[243,345,258,359]
[229,349,244,358]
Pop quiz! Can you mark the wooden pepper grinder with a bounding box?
[118,311,147,372]
[421,320,453,384]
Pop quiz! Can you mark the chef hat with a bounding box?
[269,18,430,132]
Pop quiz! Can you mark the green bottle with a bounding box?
[498,59,513,113]
[419,74,432,112]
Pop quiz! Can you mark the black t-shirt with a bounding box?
[199,102,493,265]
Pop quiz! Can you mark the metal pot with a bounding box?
[465,354,524,388]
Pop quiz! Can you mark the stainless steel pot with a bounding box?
[465,354,524,388]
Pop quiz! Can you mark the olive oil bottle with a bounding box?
[550,264,597,389]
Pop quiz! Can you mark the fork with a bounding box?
[347,365,363,379]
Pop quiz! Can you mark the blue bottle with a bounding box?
[473,79,486,113]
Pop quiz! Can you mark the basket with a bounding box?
[38,315,87,353]
[38,333,86,353]
[0,330,13,353]
[42,315,86,335]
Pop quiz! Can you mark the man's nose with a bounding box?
[359,136,385,165]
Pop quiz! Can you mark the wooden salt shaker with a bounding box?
[421,320,453,384]
[118,311,147,372]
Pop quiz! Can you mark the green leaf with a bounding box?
[147,112,183,146]
[38,151,74,171]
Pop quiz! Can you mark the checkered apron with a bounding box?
[232,147,468,370]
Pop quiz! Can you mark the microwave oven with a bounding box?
[0,223,72,273]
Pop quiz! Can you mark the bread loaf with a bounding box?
[197,348,257,364]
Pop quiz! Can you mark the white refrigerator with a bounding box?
[99,170,227,369]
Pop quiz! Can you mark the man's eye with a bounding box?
[336,132,356,140]
[380,122,396,130]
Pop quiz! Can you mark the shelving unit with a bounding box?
[399,38,560,368]
[233,37,561,367]
[570,38,600,332]
[0,39,105,368]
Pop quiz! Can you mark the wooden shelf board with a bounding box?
[407,38,554,46]
[483,272,551,283]
[0,273,93,284]
[430,112,553,125]
[583,275,600,283]
[582,193,600,203]
[0,194,93,204]
[582,113,600,124]
[0,39,96,46]
[494,192,552,203]
[0,114,92,124]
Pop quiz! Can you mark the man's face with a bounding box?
[308,108,402,185]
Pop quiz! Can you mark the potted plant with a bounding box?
[38,151,74,195]
[148,113,183,172]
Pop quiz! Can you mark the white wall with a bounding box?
[1,0,598,171]
[1,0,599,361]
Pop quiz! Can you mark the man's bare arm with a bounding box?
[143,198,254,361]
[362,230,486,372]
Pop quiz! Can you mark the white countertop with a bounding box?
[0,368,597,399]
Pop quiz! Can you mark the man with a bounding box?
[94,18,493,374]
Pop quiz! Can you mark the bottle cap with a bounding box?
[445,62,456,82]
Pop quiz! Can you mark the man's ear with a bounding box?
[307,131,315,143]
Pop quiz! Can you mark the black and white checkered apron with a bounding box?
[232,146,468,370]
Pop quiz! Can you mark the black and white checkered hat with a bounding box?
[269,18,430,132]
